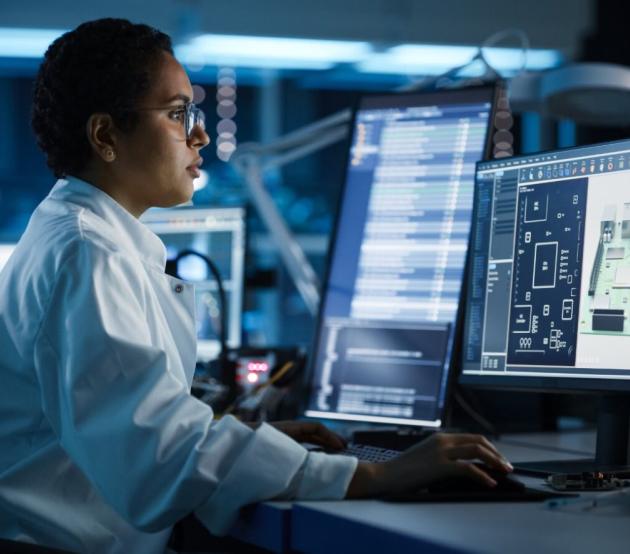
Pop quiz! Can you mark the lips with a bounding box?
[186,157,203,179]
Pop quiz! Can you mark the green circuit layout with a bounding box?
[579,202,630,335]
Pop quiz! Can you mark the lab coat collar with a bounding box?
[49,176,167,271]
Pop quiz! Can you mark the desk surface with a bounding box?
[292,496,630,554]
[498,430,596,457]
[230,431,627,554]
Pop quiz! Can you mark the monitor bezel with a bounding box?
[459,136,630,394]
[301,84,500,427]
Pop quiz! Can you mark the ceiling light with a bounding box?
[0,27,65,58]
[357,44,562,76]
[176,34,372,70]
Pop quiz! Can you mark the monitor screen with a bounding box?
[462,138,630,393]
[142,207,245,361]
[304,86,496,427]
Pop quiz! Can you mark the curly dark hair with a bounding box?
[31,18,173,178]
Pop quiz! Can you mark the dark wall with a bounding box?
[577,0,630,145]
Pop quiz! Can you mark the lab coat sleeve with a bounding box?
[32,240,356,534]
[194,427,358,534]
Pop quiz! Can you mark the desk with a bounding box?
[497,430,596,457]
[291,495,630,554]
[229,432,630,553]
[228,501,292,552]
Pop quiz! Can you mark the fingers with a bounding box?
[375,432,511,495]
[432,433,512,472]
[454,460,497,487]
[448,434,502,458]
[268,421,346,451]
[286,421,345,451]
[305,422,346,451]
[447,443,511,473]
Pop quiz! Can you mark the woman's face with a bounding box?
[113,52,210,214]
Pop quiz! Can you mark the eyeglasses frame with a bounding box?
[119,102,206,140]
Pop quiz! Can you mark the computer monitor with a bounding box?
[461,138,630,474]
[304,86,497,428]
[0,243,16,272]
[142,207,245,362]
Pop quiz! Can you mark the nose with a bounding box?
[188,124,210,150]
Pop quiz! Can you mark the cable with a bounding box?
[165,249,228,367]
[480,28,531,78]
[401,27,533,93]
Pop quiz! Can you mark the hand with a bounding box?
[268,420,346,451]
[346,433,513,498]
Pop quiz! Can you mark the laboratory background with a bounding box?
[2,0,630,551]
[2,0,620,430]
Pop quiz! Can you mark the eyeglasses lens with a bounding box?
[186,105,205,139]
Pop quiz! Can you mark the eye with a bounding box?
[169,106,187,122]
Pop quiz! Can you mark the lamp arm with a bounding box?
[235,155,322,316]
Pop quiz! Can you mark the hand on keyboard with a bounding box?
[345,433,513,499]
[267,420,346,451]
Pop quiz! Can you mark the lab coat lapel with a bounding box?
[151,271,197,388]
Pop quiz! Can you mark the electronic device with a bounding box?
[142,207,245,362]
[304,86,498,432]
[0,243,16,272]
[461,138,630,475]
[547,471,630,491]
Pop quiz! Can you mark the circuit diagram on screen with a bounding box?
[506,178,588,366]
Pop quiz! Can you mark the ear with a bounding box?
[85,113,118,163]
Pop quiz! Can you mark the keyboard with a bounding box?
[340,443,401,463]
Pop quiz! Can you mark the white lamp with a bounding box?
[510,62,630,126]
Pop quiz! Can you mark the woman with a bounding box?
[0,18,512,553]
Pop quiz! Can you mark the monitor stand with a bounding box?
[514,395,630,476]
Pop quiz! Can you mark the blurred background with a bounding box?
[1,0,627,431]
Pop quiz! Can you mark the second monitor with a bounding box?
[142,207,246,362]
[305,86,497,428]
[462,138,630,473]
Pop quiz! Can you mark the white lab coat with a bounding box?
[0,177,357,554]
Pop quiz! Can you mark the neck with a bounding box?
[75,166,146,218]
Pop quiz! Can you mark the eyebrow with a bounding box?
[165,93,192,104]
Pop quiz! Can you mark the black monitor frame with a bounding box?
[301,84,499,430]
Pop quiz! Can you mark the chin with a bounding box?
[155,190,193,209]
[173,182,195,206]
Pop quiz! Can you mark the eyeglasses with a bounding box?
[174,102,206,140]
[122,102,206,140]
